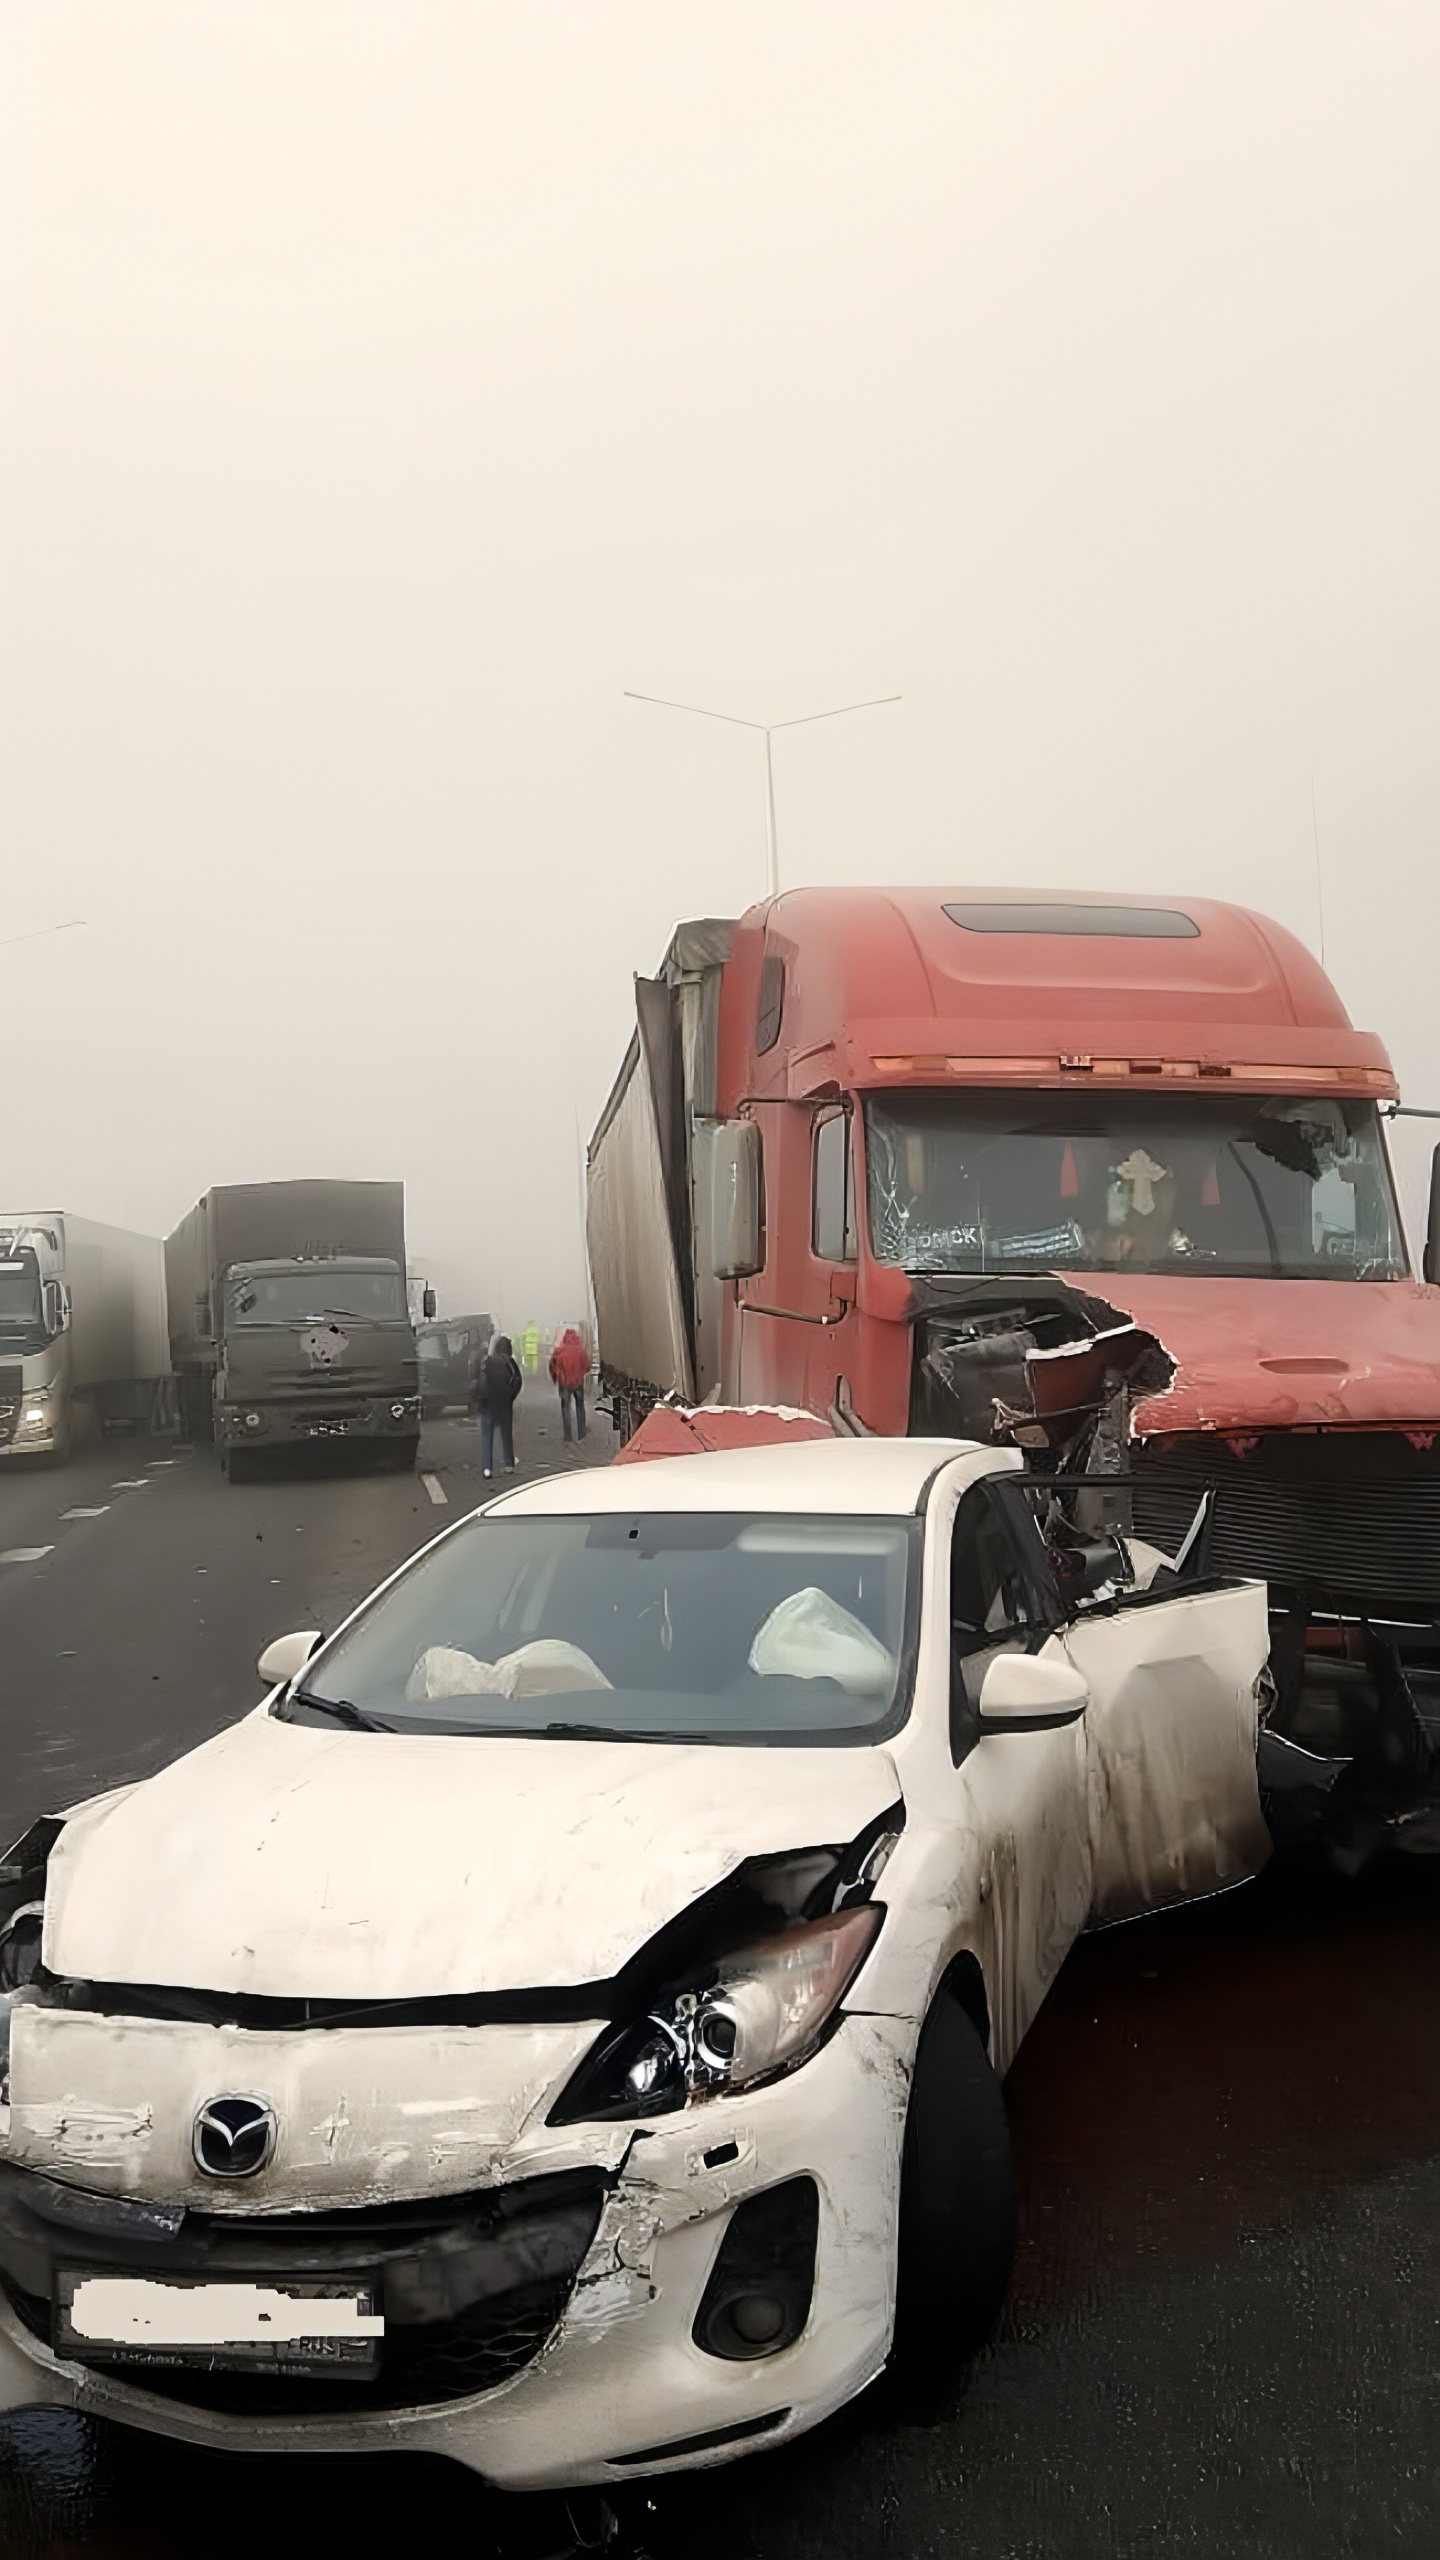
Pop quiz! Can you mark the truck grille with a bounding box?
[1133,1432,1440,1613]
[0,1363,20,1445]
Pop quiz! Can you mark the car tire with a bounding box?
[895,1984,1015,2362]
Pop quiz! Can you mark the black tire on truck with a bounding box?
[894,1982,1015,2362]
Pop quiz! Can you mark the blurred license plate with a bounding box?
[55,2271,382,2373]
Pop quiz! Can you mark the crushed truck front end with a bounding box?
[679,888,1440,1864]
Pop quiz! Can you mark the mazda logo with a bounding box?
[192,2095,278,2179]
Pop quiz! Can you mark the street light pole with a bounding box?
[625,690,900,899]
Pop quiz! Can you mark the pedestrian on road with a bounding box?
[472,1333,523,1478]
[549,1327,589,1443]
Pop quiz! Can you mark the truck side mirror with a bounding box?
[1426,1145,1440,1286]
[710,1120,763,1279]
[422,1288,437,1320]
[42,1281,69,1336]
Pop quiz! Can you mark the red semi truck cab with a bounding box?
[588,889,1440,1863]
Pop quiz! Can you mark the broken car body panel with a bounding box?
[44,1718,901,2002]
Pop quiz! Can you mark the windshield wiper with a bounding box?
[287,1691,394,1733]
[543,1719,686,1745]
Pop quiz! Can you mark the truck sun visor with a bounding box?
[943,902,1200,938]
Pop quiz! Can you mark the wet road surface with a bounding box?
[3,1413,1439,2557]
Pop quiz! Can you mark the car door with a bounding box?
[948,1479,1093,2071]
[1053,1539,1273,1924]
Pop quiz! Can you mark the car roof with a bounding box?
[486,1436,998,1518]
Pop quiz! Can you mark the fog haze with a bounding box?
[2,1,1436,1322]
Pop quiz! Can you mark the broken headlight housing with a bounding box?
[551,1823,898,2125]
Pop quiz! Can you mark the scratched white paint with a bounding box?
[4,2007,601,2207]
[44,1712,901,1998]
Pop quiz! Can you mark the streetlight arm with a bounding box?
[624,687,901,898]
[768,694,902,733]
[622,690,766,732]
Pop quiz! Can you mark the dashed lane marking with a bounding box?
[421,1473,448,1506]
[1,1547,54,1564]
[60,1506,110,1520]
[111,1479,150,1490]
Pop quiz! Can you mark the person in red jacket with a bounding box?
[549,1327,590,1443]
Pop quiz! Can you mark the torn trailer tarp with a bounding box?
[586,1017,695,1405]
[587,922,736,1411]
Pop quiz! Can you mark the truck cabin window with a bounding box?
[0,1255,44,1345]
[812,1111,858,1262]
[864,1091,1406,1281]
[227,1270,407,1325]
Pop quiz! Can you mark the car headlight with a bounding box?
[549,1825,897,2128]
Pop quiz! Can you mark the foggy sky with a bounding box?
[2,2,1437,1326]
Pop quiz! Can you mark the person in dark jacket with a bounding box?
[471,1333,523,1478]
[549,1327,589,1442]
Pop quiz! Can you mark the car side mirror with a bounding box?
[1425,1144,1440,1286]
[710,1119,763,1278]
[257,1629,323,1688]
[977,1651,1089,1728]
[422,1288,437,1320]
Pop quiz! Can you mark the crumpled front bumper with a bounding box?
[0,2014,911,2487]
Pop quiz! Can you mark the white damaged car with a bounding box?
[0,1438,1271,2486]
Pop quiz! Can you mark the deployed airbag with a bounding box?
[405,1641,612,1702]
[748,1589,895,1694]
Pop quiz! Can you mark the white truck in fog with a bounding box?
[0,1213,170,1461]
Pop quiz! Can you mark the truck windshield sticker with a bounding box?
[864,1092,1407,1281]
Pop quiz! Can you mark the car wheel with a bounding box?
[895,1984,1015,2361]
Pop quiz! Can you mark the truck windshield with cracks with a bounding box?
[588,889,1440,1871]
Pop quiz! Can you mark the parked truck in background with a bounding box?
[0,1212,170,1461]
[165,1180,425,1479]
[588,890,1440,1867]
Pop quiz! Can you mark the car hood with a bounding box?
[1088,1273,1440,1436]
[45,1707,902,2002]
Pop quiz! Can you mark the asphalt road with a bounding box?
[3,1409,1440,2558]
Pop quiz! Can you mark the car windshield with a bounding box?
[227,1270,406,1324]
[864,1091,1407,1281]
[286,1511,918,1743]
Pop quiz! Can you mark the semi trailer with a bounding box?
[165,1180,426,1478]
[588,890,1440,1867]
[0,1212,170,1459]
